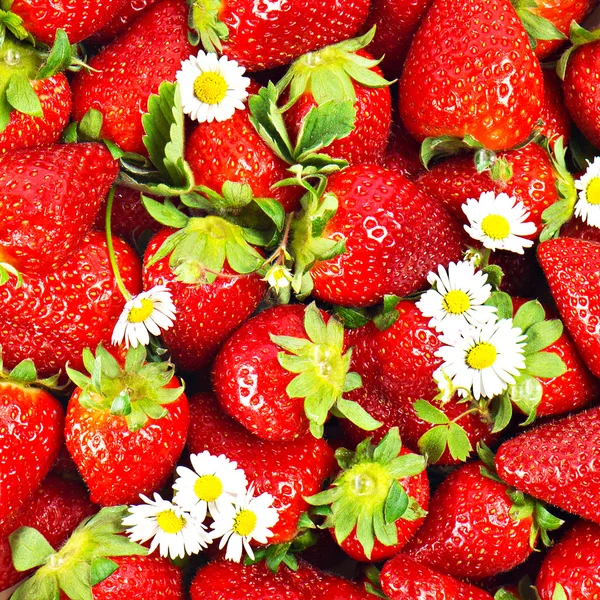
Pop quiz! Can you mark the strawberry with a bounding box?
[143,228,266,372]
[5,0,128,44]
[0,143,118,276]
[298,164,464,308]
[362,0,435,78]
[539,69,572,147]
[65,345,189,506]
[536,520,600,600]
[538,237,600,377]
[0,357,64,523]
[495,405,600,525]
[0,37,72,156]
[403,458,563,580]
[213,302,380,441]
[0,231,142,377]
[382,119,425,180]
[187,392,335,544]
[0,475,97,592]
[399,0,543,151]
[380,554,495,600]
[306,428,429,562]
[188,0,371,72]
[71,0,194,155]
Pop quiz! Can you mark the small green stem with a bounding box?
[451,407,479,424]
[480,247,491,269]
[105,187,131,302]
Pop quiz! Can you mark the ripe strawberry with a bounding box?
[65,345,189,506]
[213,303,378,441]
[189,0,370,72]
[303,165,464,308]
[6,0,128,44]
[0,475,97,592]
[188,392,334,544]
[536,521,600,600]
[382,119,425,180]
[0,359,64,522]
[399,0,543,151]
[288,561,374,599]
[0,37,72,156]
[380,554,494,600]
[0,143,118,276]
[539,69,572,147]
[403,460,562,580]
[72,0,194,155]
[0,231,142,377]
[538,237,600,377]
[495,405,600,525]
[362,0,435,78]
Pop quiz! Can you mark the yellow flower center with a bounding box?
[442,290,471,315]
[194,72,228,105]
[466,342,497,370]
[128,298,154,323]
[233,509,257,537]
[586,178,600,205]
[156,509,185,534]
[481,214,510,240]
[194,474,223,503]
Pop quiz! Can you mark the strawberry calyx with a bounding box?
[0,260,22,287]
[187,0,228,53]
[8,506,147,600]
[478,443,564,549]
[66,344,184,432]
[0,347,62,390]
[271,302,379,438]
[305,428,426,558]
[557,21,600,80]
[276,27,391,109]
[510,0,566,51]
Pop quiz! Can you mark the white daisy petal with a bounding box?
[574,156,600,228]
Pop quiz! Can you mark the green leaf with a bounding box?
[384,479,409,524]
[9,527,55,571]
[9,359,37,383]
[513,300,545,332]
[254,198,285,231]
[482,264,504,289]
[509,374,542,424]
[78,109,103,141]
[387,454,427,479]
[304,485,343,507]
[485,291,513,321]
[517,7,566,43]
[418,425,449,464]
[477,442,496,471]
[90,557,119,586]
[373,428,402,464]
[36,28,73,80]
[413,400,450,425]
[356,509,375,559]
[110,389,132,416]
[524,320,564,355]
[491,392,513,433]
[552,583,568,600]
[10,575,60,600]
[494,589,521,600]
[6,72,43,117]
[332,500,361,544]
[420,134,484,169]
[57,561,93,600]
[333,306,371,329]
[447,423,473,462]
[336,398,381,431]
[525,352,567,378]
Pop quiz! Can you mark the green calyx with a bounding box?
[187,0,228,52]
[271,302,380,439]
[0,346,62,390]
[557,21,600,80]
[510,0,566,50]
[305,428,427,558]
[276,27,391,109]
[9,506,147,600]
[478,444,564,549]
[539,136,578,241]
[0,260,22,288]
[0,9,31,48]
[66,344,184,432]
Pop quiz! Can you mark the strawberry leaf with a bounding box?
[333,306,371,329]
[6,72,43,117]
[90,557,119,586]
[413,400,450,425]
[373,428,402,464]
[513,299,545,332]
[36,28,73,80]
[485,291,513,320]
[447,423,472,462]
[188,0,229,51]
[552,584,568,600]
[524,352,567,378]
[9,527,55,571]
[509,374,542,425]
[418,425,448,463]
[523,320,564,355]
[512,0,566,49]
[491,391,513,433]
[420,134,484,169]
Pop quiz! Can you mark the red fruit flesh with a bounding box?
[539,69,572,147]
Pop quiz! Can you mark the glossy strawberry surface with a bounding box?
[539,69,572,147]
[187,392,335,544]
[0,143,118,275]
[399,0,543,150]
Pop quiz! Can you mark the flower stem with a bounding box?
[105,187,131,301]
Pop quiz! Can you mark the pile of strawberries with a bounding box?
[3,0,600,598]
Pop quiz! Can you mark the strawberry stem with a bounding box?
[105,186,132,301]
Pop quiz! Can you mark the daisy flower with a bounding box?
[112,285,176,349]
[176,51,250,123]
[210,485,279,563]
[123,493,211,560]
[416,261,497,335]
[264,264,293,292]
[433,366,457,405]
[574,156,600,228]
[462,191,537,254]
[435,319,527,400]
[173,451,248,522]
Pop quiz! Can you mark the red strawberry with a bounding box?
[536,520,600,600]
[0,475,97,592]
[303,165,464,308]
[65,345,189,506]
[72,0,194,155]
[0,360,64,522]
[288,561,374,599]
[403,460,561,580]
[382,119,425,180]
[539,69,572,147]
[362,0,435,78]
[189,0,370,72]
[0,143,118,276]
[399,0,543,151]
[187,392,335,544]
[143,228,266,372]
[495,405,600,525]
[0,231,142,377]
[6,0,128,43]
[538,237,600,377]
[380,554,494,600]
